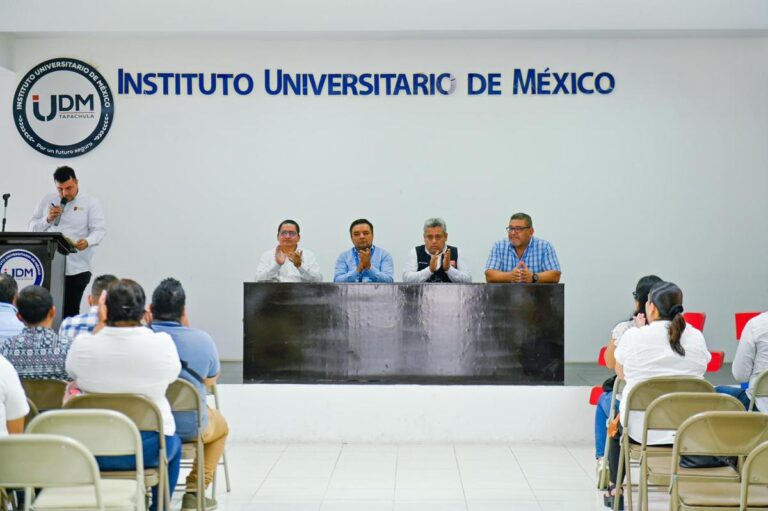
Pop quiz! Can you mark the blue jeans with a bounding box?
[715,385,751,410]
[96,432,182,511]
[594,391,617,458]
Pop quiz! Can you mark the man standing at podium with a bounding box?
[28,166,106,318]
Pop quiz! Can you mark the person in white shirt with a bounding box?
[0,353,28,436]
[28,166,106,318]
[254,219,322,282]
[402,218,471,283]
[717,311,768,411]
[0,274,23,340]
[65,279,181,511]
[606,281,710,506]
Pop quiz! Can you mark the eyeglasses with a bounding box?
[506,226,531,233]
[279,231,298,237]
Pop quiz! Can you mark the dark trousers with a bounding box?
[63,271,91,318]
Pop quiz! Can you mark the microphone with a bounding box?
[53,197,68,227]
[1,193,8,233]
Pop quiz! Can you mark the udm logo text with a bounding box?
[32,93,96,121]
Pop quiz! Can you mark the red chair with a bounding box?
[598,346,608,367]
[736,312,761,341]
[683,312,707,331]
[589,385,604,405]
[707,350,724,372]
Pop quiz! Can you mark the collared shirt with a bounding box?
[65,326,181,435]
[615,320,710,444]
[28,191,106,276]
[484,237,561,274]
[254,247,323,282]
[0,303,23,340]
[334,246,394,283]
[151,321,220,440]
[732,311,768,412]
[402,246,472,283]
[1,326,72,380]
[59,306,99,339]
[0,354,29,436]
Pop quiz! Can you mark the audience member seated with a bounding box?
[0,274,23,340]
[716,310,768,410]
[594,275,662,467]
[0,353,28,436]
[606,281,710,508]
[58,273,118,339]
[1,286,71,380]
[149,277,229,511]
[65,279,182,511]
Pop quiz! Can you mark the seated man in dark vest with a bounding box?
[402,218,472,283]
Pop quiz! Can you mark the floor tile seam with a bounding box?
[250,442,291,499]
[319,442,347,507]
[564,442,596,482]
[507,444,543,510]
[452,444,470,511]
[392,446,399,511]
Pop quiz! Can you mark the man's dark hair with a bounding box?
[16,285,54,325]
[277,220,300,235]
[0,274,18,304]
[510,212,533,228]
[53,166,77,183]
[151,278,186,322]
[91,274,118,298]
[349,218,373,235]
[105,279,146,325]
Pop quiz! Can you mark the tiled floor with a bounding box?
[191,442,658,511]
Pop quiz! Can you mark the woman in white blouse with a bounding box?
[604,281,710,508]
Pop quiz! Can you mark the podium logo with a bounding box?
[13,57,114,158]
[0,250,45,288]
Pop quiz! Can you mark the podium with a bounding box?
[0,232,76,328]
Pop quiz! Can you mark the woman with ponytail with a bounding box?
[604,281,710,508]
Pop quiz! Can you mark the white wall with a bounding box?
[2,36,767,361]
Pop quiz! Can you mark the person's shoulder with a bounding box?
[532,236,555,248]
[377,246,393,257]
[0,352,19,376]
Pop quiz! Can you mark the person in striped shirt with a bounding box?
[58,274,118,339]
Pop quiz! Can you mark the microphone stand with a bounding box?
[1,194,8,233]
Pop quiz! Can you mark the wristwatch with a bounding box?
[531,273,539,283]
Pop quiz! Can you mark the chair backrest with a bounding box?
[166,378,204,431]
[736,312,761,341]
[27,408,144,463]
[63,393,164,436]
[625,376,714,412]
[21,379,68,411]
[598,346,608,367]
[683,312,707,332]
[673,412,768,463]
[706,351,725,373]
[749,370,768,411]
[25,396,39,426]
[642,392,744,446]
[589,385,604,405]
[0,434,102,495]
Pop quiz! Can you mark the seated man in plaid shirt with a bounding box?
[58,274,118,339]
[484,212,561,284]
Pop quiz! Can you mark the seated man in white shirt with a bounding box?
[254,220,322,282]
[0,353,28,436]
[0,274,23,341]
[402,218,471,283]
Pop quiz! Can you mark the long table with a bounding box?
[243,283,564,385]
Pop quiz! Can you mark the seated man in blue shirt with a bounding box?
[334,218,394,283]
[0,274,23,340]
[149,278,229,511]
[484,212,561,283]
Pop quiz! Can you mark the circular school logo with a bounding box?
[0,249,45,288]
[13,57,114,158]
